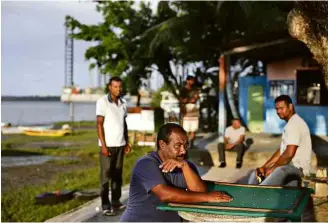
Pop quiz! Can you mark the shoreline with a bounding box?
[1,120,96,128]
[1,96,60,101]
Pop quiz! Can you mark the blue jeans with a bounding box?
[248,165,303,187]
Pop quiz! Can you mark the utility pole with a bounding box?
[65,26,74,87]
[65,26,75,134]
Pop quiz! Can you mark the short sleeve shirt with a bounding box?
[96,95,127,147]
[120,151,200,222]
[280,114,312,175]
[225,126,245,144]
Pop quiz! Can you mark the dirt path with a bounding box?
[314,197,328,222]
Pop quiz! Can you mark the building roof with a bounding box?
[222,31,312,62]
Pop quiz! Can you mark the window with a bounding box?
[296,69,328,105]
[269,80,295,99]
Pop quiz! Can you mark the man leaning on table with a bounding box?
[120,123,232,222]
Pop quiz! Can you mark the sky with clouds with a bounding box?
[1,1,161,96]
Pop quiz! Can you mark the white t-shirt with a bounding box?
[96,95,127,147]
[280,114,312,175]
[225,126,245,144]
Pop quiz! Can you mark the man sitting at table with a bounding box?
[120,123,232,222]
[248,95,312,186]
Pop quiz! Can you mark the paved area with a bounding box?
[46,132,327,222]
[192,132,328,168]
[46,165,254,222]
[45,185,129,222]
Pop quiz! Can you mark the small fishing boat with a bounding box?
[1,127,23,134]
[18,125,53,131]
[1,123,54,135]
[23,129,72,137]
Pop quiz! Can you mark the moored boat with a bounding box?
[23,129,72,137]
[18,125,54,131]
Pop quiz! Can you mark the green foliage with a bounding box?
[65,1,291,101]
[146,1,290,62]
[53,120,95,128]
[65,1,155,95]
[1,130,97,151]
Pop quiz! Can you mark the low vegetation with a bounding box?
[1,129,154,222]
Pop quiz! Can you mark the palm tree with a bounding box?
[142,1,292,120]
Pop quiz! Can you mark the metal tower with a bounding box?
[65,26,74,87]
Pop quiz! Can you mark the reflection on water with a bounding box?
[1,155,79,167]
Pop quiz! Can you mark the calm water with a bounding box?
[1,101,97,125]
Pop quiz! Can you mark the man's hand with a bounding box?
[124,144,131,155]
[264,166,275,177]
[206,191,233,203]
[159,159,187,173]
[101,146,111,156]
[256,166,266,177]
[226,144,234,150]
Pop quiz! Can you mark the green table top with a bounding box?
[157,181,314,221]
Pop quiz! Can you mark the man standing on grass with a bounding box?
[96,76,131,216]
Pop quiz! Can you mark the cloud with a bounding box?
[2,1,102,96]
[1,1,161,96]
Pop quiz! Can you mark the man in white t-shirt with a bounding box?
[96,77,131,216]
[219,119,246,168]
[248,95,312,186]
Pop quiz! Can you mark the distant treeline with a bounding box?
[2,96,60,101]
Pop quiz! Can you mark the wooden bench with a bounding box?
[302,167,328,197]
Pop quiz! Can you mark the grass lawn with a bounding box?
[1,129,154,222]
[53,120,96,128]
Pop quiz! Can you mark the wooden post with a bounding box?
[218,55,227,143]
[69,96,75,135]
[315,167,328,197]
[132,131,136,145]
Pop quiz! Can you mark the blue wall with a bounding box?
[239,76,328,136]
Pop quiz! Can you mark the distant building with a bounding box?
[220,34,328,136]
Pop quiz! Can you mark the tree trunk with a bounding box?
[157,61,180,99]
[226,73,240,120]
[287,7,328,88]
[136,93,141,107]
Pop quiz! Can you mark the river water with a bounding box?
[1,101,97,125]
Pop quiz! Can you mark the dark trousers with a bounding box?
[100,146,124,210]
[218,143,245,163]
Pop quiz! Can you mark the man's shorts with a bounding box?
[183,117,199,132]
